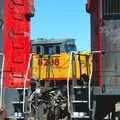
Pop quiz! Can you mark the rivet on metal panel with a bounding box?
[8,28,25,37]
[8,29,14,38]
[11,82,14,85]
[24,32,30,37]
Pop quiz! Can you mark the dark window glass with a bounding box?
[36,46,40,54]
[65,45,76,52]
[56,46,60,54]
[44,46,49,54]
[102,0,120,19]
[49,47,53,54]
[44,46,60,54]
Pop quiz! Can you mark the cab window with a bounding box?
[65,44,76,52]
[44,46,60,54]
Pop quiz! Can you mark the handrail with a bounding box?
[23,54,32,113]
[0,54,4,109]
[88,54,93,111]
[88,51,102,111]
[67,51,73,117]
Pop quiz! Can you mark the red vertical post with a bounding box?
[86,0,102,86]
[3,0,34,87]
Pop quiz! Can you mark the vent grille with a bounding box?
[102,0,120,19]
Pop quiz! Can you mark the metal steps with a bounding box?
[67,52,93,119]
[11,88,30,118]
[71,84,91,120]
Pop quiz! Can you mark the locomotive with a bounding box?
[31,39,91,81]
[87,0,120,119]
[0,0,34,119]
[29,39,92,120]
[1,0,120,120]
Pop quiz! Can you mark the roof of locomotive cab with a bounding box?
[31,38,76,45]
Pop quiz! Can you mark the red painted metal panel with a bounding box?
[89,0,102,86]
[86,0,93,13]
[87,0,91,10]
[3,0,33,87]
[97,0,102,86]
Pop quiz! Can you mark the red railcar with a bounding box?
[87,0,120,119]
[87,0,120,88]
[0,0,34,119]
[3,0,32,88]
[87,0,102,86]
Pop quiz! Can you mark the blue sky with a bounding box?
[31,0,90,50]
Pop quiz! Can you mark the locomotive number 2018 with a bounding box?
[38,58,59,66]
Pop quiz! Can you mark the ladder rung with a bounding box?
[16,88,28,90]
[72,112,89,118]
[8,116,24,119]
[72,100,88,103]
[72,116,90,119]
[73,86,87,89]
[0,53,3,56]
[11,101,24,104]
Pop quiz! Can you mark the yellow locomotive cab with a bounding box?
[31,51,92,81]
